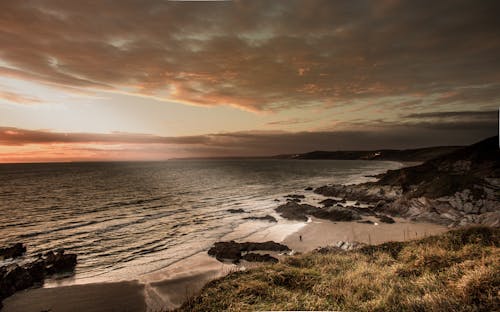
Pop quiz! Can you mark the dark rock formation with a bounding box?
[0,247,77,307]
[241,253,278,263]
[275,202,316,221]
[0,243,26,259]
[319,198,340,207]
[276,201,362,222]
[377,215,396,224]
[243,215,277,223]
[305,187,313,191]
[285,194,305,199]
[227,208,246,214]
[313,137,499,227]
[44,250,77,275]
[310,207,361,222]
[208,241,289,263]
[286,198,302,203]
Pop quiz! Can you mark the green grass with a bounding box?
[176,227,499,312]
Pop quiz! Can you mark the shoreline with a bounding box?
[1,160,445,311]
[2,216,449,312]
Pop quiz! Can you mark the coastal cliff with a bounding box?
[315,136,500,227]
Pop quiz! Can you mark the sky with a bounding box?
[0,0,499,162]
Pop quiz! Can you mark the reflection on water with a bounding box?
[0,159,401,283]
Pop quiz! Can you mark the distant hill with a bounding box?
[273,146,463,162]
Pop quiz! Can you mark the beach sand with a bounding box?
[2,280,147,312]
[283,216,449,253]
[2,217,449,311]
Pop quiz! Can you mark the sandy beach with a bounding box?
[1,215,449,312]
[283,216,449,253]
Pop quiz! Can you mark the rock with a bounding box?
[285,194,306,199]
[208,241,289,263]
[239,241,290,253]
[0,264,33,300]
[24,260,45,284]
[241,253,278,263]
[286,198,302,203]
[44,250,77,275]
[311,207,361,222]
[227,208,245,214]
[377,215,395,224]
[0,243,26,259]
[208,242,242,263]
[305,187,313,191]
[275,202,316,221]
[243,215,277,222]
[319,198,340,207]
[357,220,375,224]
[354,201,360,206]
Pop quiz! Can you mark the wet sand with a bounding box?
[284,216,449,253]
[2,280,147,312]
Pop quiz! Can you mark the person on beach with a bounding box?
[299,235,302,241]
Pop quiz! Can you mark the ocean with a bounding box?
[0,159,402,285]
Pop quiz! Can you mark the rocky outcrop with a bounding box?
[275,201,361,222]
[275,202,316,222]
[243,215,277,222]
[0,247,77,307]
[377,215,395,224]
[208,241,290,263]
[314,136,500,227]
[228,208,246,214]
[0,243,26,260]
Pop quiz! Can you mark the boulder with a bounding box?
[305,187,313,191]
[208,242,241,263]
[275,202,317,221]
[44,250,77,275]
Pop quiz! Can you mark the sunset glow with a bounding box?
[0,0,498,162]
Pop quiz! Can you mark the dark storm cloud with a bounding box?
[403,110,497,120]
[0,0,499,111]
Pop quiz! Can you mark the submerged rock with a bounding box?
[243,215,277,223]
[227,208,246,214]
[44,250,77,275]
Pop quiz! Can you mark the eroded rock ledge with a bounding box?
[208,241,290,263]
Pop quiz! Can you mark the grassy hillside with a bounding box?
[177,227,499,312]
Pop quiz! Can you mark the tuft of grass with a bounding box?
[176,226,499,312]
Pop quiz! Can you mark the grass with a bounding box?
[176,226,499,312]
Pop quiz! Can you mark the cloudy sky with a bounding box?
[0,0,498,162]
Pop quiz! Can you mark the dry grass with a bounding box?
[176,226,499,312]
